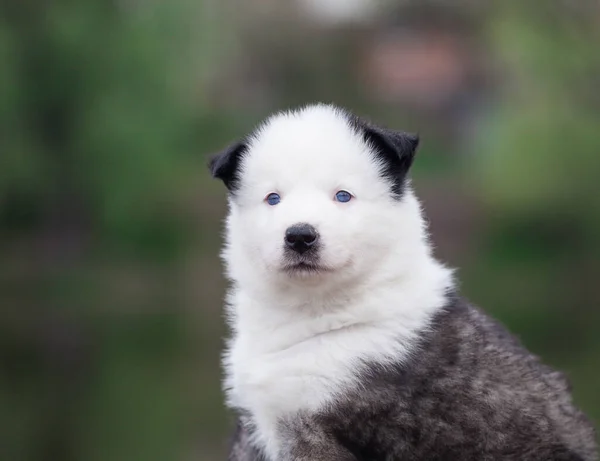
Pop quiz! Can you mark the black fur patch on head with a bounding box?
[208,141,248,193]
[347,114,419,199]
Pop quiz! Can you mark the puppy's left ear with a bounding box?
[363,125,419,176]
[357,119,419,197]
[208,141,248,192]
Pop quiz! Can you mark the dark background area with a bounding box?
[1,1,599,460]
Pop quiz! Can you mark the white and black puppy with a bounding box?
[209,104,597,461]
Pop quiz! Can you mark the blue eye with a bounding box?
[265,192,281,206]
[334,190,353,203]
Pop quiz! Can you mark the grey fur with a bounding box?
[229,419,266,461]
[228,295,597,460]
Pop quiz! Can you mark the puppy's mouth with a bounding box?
[282,261,332,275]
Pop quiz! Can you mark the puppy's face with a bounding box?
[210,105,419,287]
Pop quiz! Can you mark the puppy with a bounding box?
[209,104,597,460]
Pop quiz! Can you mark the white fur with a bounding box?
[220,105,453,460]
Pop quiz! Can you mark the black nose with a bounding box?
[285,223,319,254]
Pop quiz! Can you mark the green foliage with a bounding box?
[478,4,600,221]
[0,1,226,260]
[0,2,231,460]
[466,1,600,422]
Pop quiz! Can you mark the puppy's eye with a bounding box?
[265,192,281,206]
[334,190,353,203]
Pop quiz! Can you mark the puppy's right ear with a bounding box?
[208,141,247,192]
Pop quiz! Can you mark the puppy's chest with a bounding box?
[225,331,366,458]
[227,335,356,416]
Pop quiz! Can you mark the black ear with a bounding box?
[350,116,419,198]
[208,141,248,192]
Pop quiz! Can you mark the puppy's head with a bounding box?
[210,105,421,289]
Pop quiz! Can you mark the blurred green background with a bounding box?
[1,1,598,460]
